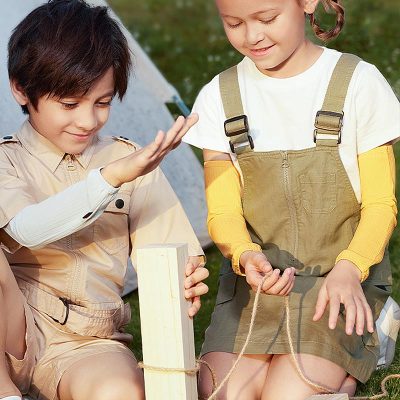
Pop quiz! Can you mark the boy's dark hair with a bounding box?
[8,0,131,114]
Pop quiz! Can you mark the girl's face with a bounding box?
[216,0,319,77]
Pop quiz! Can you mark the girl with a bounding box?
[183,0,400,399]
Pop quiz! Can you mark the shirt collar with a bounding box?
[17,119,97,172]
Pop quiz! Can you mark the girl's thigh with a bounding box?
[199,352,271,400]
[262,353,348,400]
[58,351,145,400]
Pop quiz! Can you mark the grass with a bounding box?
[108,0,400,397]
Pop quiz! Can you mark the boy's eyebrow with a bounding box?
[61,90,115,101]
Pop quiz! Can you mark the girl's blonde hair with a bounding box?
[308,0,345,41]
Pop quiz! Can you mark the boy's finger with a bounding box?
[184,267,209,289]
[188,296,201,318]
[185,282,208,299]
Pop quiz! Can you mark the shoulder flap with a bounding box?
[111,136,137,149]
[0,135,19,145]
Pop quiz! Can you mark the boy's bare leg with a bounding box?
[58,352,145,400]
[261,354,348,400]
[198,352,271,400]
[0,251,26,397]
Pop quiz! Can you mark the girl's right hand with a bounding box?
[240,251,295,295]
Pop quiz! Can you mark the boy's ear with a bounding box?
[10,80,29,107]
[304,0,319,14]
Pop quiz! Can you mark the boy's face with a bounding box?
[12,68,115,155]
[216,0,318,77]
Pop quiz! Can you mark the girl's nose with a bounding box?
[246,24,265,46]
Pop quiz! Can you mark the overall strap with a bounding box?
[314,53,361,147]
[219,66,254,155]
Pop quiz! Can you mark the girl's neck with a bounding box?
[258,40,323,79]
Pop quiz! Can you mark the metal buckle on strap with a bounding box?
[51,297,70,326]
[314,110,343,144]
[224,115,249,137]
[229,135,254,153]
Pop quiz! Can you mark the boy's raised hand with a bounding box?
[184,256,209,317]
[240,251,295,296]
[313,259,374,336]
[102,114,198,187]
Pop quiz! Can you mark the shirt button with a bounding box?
[115,199,124,209]
[2,136,13,140]
[83,212,93,219]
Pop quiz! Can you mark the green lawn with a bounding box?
[108,0,400,397]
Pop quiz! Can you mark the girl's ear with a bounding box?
[304,0,319,14]
[9,80,29,107]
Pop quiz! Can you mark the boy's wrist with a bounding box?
[100,163,122,188]
[335,251,369,282]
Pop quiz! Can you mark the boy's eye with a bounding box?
[97,100,112,107]
[61,102,78,110]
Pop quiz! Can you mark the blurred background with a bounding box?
[108,0,400,397]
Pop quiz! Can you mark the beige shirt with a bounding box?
[0,120,203,335]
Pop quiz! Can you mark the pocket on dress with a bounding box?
[94,193,130,254]
[215,272,238,305]
[299,172,337,214]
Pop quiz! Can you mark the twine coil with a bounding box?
[139,276,400,400]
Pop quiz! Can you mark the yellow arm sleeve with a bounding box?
[204,160,261,275]
[336,145,397,282]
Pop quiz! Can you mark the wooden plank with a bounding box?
[306,394,349,400]
[136,244,197,400]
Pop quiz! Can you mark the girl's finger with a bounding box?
[266,269,292,295]
[364,299,374,333]
[185,267,209,289]
[313,285,329,322]
[354,297,365,336]
[261,269,280,292]
[344,297,356,335]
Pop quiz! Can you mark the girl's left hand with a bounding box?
[313,260,374,336]
[184,256,209,318]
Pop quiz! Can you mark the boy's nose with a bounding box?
[75,108,98,132]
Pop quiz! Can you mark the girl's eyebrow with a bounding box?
[221,9,279,18]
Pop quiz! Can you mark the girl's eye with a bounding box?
[61,102,78,110]
[261,16,277,25]
[226,21,242,29]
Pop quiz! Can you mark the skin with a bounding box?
[199,0,368,398]
[4,68,209,399]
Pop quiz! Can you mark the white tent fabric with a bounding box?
[0,0,210,300]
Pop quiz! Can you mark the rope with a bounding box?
[138,277,400,400]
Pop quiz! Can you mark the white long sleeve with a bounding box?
[4,168,119,248]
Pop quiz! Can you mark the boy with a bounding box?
[0,1,208,399]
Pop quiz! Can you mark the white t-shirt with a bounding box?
[183,47,400,202]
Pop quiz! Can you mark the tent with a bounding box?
[0,0,210,296]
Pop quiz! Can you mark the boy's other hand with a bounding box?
[101,114,198,187]
[184,256,209,317]
[313,259,374,336]
[241,251,295,295]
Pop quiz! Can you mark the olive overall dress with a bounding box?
[201,54,391,383]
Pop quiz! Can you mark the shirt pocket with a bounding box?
[94,192,130,254]
[298,172,337,214]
